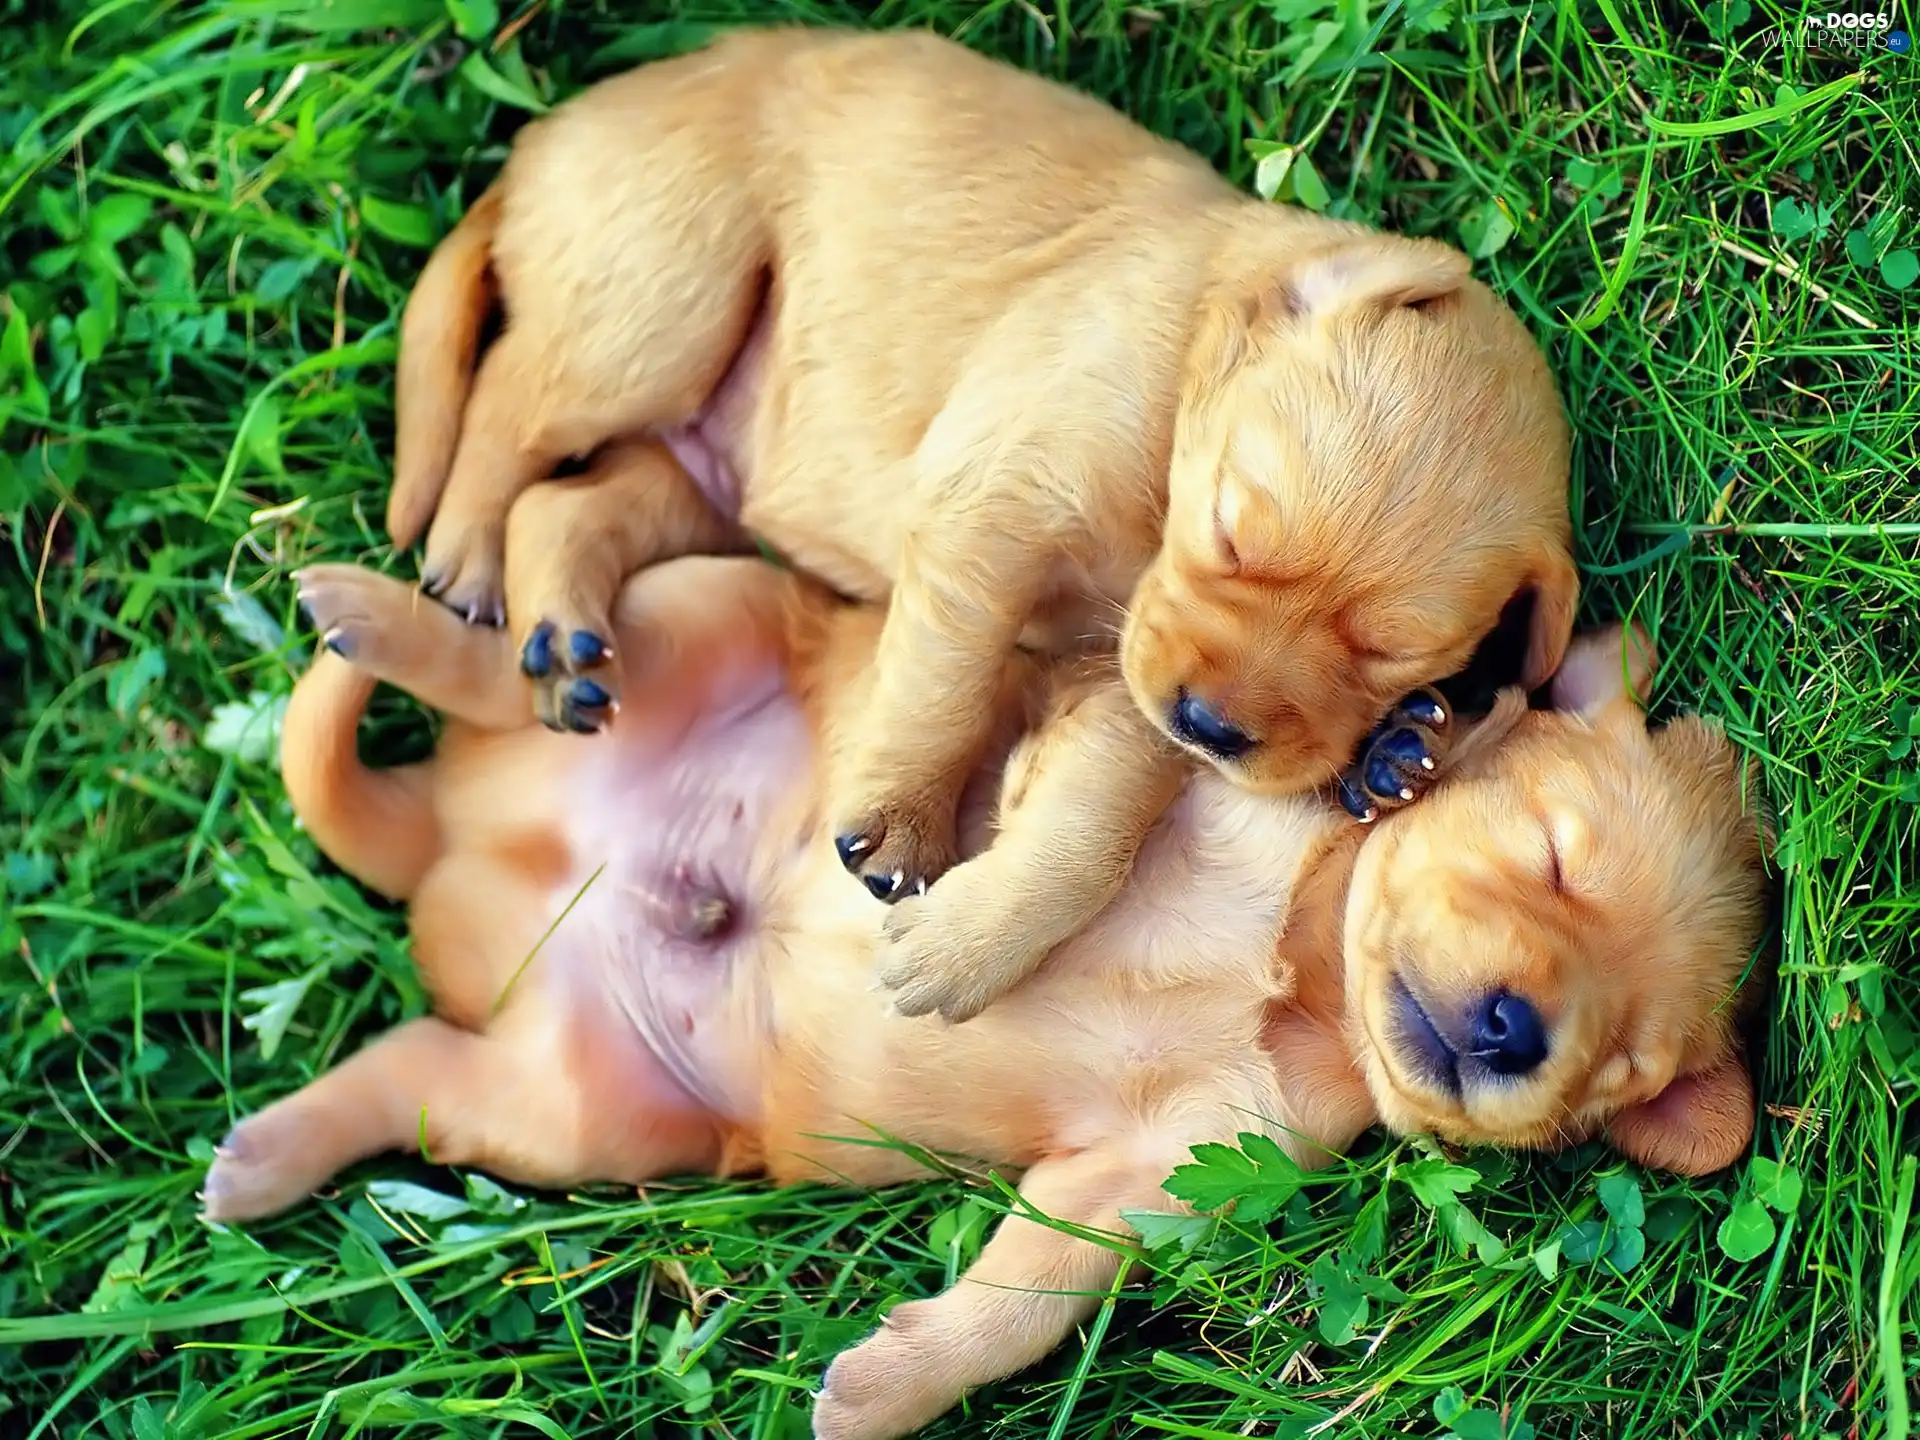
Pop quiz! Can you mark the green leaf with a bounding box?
[1441,1201,1506,1263]
[463,1172,529,1218]
[364,1179,473,1222]
[1459,199,1515,259]
[1558,1219,1606,1264]
[1291,155,1331,211]
[1846,227,1881,267]
[1402,1158,1480,1206]
[1879,249,1919,289]
[1531,1238,1560,1281]
[238,393,286,475]
[1771,196,1832,243]
[107,648,168,718]
[204,691,288,765]
[1400,0,1453,39]
[927,1197,990,1264]
[256,258,311,304]
[444,0,497,40]
[588,20,727,68]
[1643,1196,1696,1244]
[1597,1172,1645,1227]
[74,306,110,362]
[1452,1408,1507,1440]
[1716,1199,1776,1261]
[459,51,548,113]
[82,1218,163,1314]
[1308,1253,1368,1345]
[1281,19,1346,84]
[238,967,322,1060]
[1254,146,1295,203]
[1605,1223,1647,1274]
[1434,1386,1468,1425]
[361,194,439,248]
[88,193,152,247]
[215,590,287,655]
[1165,1133,1306,1224]
[1750,1157,1804,1213]
[277,0,442,31]
[1122,1209,1215,1258]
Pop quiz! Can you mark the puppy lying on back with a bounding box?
[387,25,1578,1020]
[212,459,1768,1440]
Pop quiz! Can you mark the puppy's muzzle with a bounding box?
[1168,688,1256,760]
[1391,977,1549,1094]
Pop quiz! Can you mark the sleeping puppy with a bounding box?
[209,477,1768,1440]
[386,25,1578,1020]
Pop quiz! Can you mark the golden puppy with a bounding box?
[386,26,1577,1020]
[210,482,1766,1440]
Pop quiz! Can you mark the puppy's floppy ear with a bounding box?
[1520,547,1580,691]
[1281,235,1473,320]
[1605,1053,1755,1176]
[1184,236,1474,396]
[1548,621,1656,717]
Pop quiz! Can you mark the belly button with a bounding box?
[678,892,735,942]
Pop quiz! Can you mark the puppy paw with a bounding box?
[519,618,620,735]
[419,519,506,629]
[294,565,415,668]
[813,1302,958,1440]
[1335,687,1451,823]
[875,870,1041,1023]
[199,1114,330,1224]
[831,790,958,905]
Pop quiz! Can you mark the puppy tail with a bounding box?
[388,183,505,552]
[281,652,441,901]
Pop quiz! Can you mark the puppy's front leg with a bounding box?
[875,671,1185,1021]
[830,517,1053,901]
[503,439,748,734]
[812,1146,1171,1440]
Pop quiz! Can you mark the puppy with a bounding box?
[210,475,1768,1440]
[386,26,1578,1019]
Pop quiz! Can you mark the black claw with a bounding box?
[1397,691,1448,729]
[1363,728,1429,802]
[1374,727,1431,768]
[561,709,599,735]
[835,832,876,872]
[863,871,902,902]
[323,631,353,658]
[1336,771,1379,822]
[1363,750,1406,803]
[569,678,610,710]
[521,623,556,679]
[420,570,446,598]
[568,630,610,667]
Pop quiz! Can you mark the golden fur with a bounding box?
[386,25,1577,1020]
[215,465,1767,1440]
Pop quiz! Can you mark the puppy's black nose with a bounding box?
[1169,689,1256,759]
[1467,993,1548,1076]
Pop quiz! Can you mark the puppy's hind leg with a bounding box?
[295,566,528,731]
[201,1012,726,1223]
[504,440,749,734]
[416,139,768,633]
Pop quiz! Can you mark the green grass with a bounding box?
[1,0,1916,1436]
